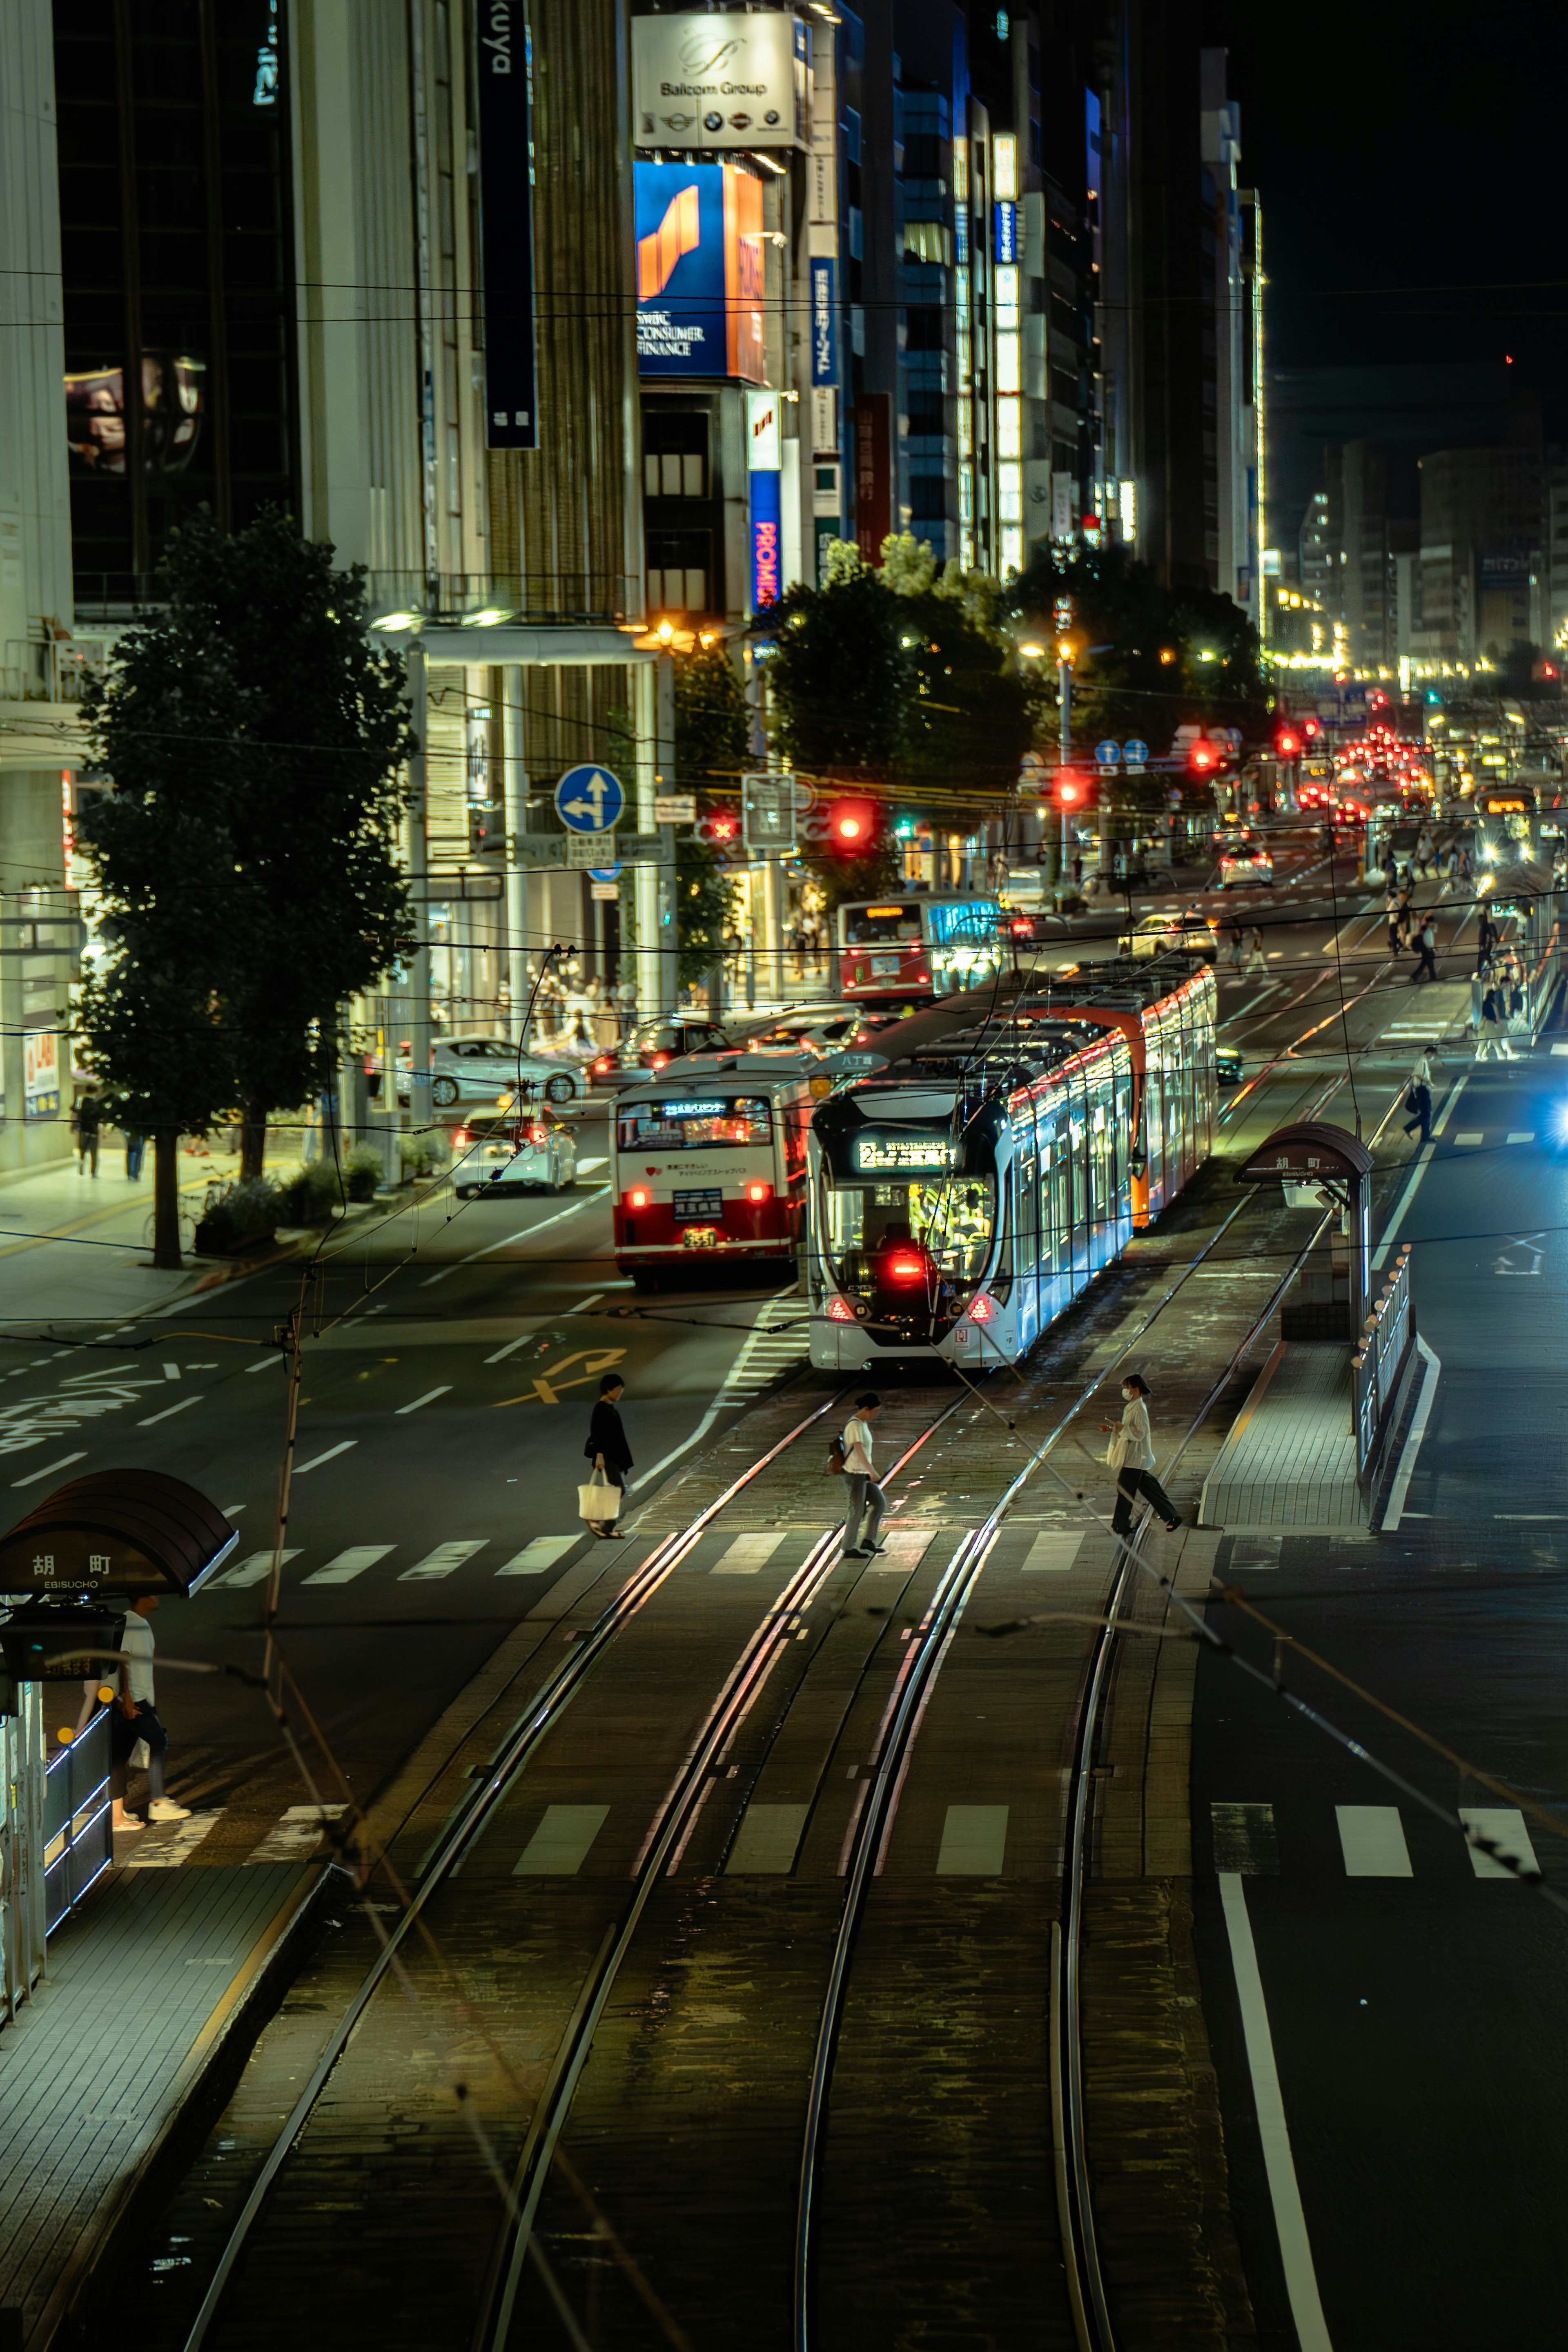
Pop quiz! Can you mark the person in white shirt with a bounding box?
[842,1392,886,1559]
[1099,1373,1181,1538]
[110,1592,191,1831]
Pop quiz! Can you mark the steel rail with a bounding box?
[467,1388,986,2352]
[180,1383,851,2352]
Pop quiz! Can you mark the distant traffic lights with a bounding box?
[824,796,878,852]
[1042,767,1093,812]
[1274,720,1303,760]
[1185,736,1222,777]
[695,807,741,848]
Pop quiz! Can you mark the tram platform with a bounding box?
[0,1862,318,2349]
[1197,1340,1368,1535]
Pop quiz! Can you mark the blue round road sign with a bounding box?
[555,765,626,833]
[1123,738,1149,763]
[1094,740,1120,766]
[588,866,621,883]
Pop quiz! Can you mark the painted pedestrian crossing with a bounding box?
[1450,1129,1537,1147]
[1214,1799,1544,1882]
[715,1298,809,1402]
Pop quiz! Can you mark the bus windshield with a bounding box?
[617,1098,771,1150]
[844,903,923,945]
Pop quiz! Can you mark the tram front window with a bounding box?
[823,1177,997,1318]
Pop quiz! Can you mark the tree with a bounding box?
[75,509,415,1263]
[672,640,744,990]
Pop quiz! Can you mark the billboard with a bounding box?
[747,389,782,611]
[854,394,891,564]
[473,1,537,448]
[633,12,808,150]
[809,257,837,385]
[635,162,765,382]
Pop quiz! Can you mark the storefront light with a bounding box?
[1000,524,1024,576]
[995,332,1020,395]
[997,394,1022,459]
[999,460,1023,521]
[995,264,1019,330]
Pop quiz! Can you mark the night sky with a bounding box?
[1204,0,1567,397]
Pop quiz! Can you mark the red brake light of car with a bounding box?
[967,1294,996,1323]
[526,1122,548,1146]
[745,1181,772,1203]
[626,1187,650,1210]
[592,1056,613,1073]
[649,1052,670,1069]
[1010,918,1031,937]
[828,1296,856,1322]
[452,1127,469,1148]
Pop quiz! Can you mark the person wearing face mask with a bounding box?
[1100,1373,1181,1536]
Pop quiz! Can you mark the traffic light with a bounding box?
[1273,720,1302,760]
[1185,737,1222,777]
[824,796,878,852]
[695,807,741,849]
[1301,715,1323,743]
[1042,767,1093,813]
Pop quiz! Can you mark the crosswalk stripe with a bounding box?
[497,1536,578,1574]
[1335,1805,1412,1877]
[303,1546,394,1586]
[1231,1536,1281,1574]
[205,1549,299,1589]
[513,1804,609,1875]
[712,1532,785,1574]
[1022,1531,1085,1572]
[1459,1806,1541,1880]
[399,1540,489,1581]
[727,1801,809,1873]
[244,1803,350,1864]
[935,1803,1009,1874]
[124,1810,223,1868]
[868,1526,934,1570]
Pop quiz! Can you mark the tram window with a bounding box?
[617,1098,770,1150]
[1013,1156,1039,1274]
[821,1175,996,1298]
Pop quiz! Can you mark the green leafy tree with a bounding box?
[76,509,415,1262]
[672,640,744,989]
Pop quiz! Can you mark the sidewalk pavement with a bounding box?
[0,1860,320,2349]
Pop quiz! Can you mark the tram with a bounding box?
[612,1048,837,1289]
[837,894,1003,1003]
[1474,782,1538,867]
[805,959,1216,1371]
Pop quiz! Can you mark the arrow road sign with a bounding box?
[1124,738,1149,763]
[1095,740,1120,766]
[555,765,626,833]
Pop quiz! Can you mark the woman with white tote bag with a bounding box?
[581,1373,633,1538]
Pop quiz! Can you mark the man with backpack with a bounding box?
[835,1393,886,1560]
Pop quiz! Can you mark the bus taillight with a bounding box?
[745,1181,772,1203]
[626,1187,650,1209]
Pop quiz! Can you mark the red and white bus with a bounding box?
[612,1051,823,1289]
[837,894,1004,1003]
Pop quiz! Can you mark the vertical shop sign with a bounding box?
[475,2,538,448]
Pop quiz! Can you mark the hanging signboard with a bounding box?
[473,2,538,450]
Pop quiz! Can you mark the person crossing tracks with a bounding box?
[1100,1372,1181,1537]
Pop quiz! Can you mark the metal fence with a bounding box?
[1353,1245,1414,1477]
[1,1686,46,2022]
[43,1708,113,1935]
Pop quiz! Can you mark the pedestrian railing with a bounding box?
[42,1708,113,1934]
[1353,1245,1414,1478]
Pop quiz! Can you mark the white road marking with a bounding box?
[568,1293,604,1312]
[245,1803,350,1864]
[220,1504,245,1516]
[399,1539,488,1581]
[1371,1071,1470,1273]
[935,1803,1009,1874]
[293,1441,357,1475]
[1381,1337,1441,1532]
[205,1548,300,1589]
[513,1803,609,1874]
[1231,1536,1281,1573]
[303,1546,395,1586]
[10,1448,89,1487]
[1335,1805,1412,1877]
[727,1801,809,1873]
[138,1393,202,1427]
[577,1157,607,1173]
[419,1186,610,1285]
[1507,1131,1535,1144]
[1552,1043,1568,1057]
[870,1526,935,1570]
[124,1810,223,1868]
[396,1385,452,1414]
[1451,1132,1483,1146]
[246,1354,281,1371]
[712,1531,786,1574]
[1219,1873,1334,2351]
[1495,1514,1563,1520]
[162,1362,181,1379]
[497,1536,579,1574]
[484,1335,532,1363]
[1459,1807,1541,1880]
[1022,1531,1086,1572]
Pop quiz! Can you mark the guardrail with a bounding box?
[1353,1244,1414,1477]
[43,1709,113,1933]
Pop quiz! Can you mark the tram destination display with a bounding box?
[853,1134,956,1173]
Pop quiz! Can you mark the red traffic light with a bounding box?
[825,797,878,852]
[1274,724,1302,760]
[1045,767,1093,809]
[1301,715,1323,740]
[1186,737,1221,776]
[695,807,740,846]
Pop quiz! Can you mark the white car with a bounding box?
[452,1114,578,1197]
[378,1035,588,1109]
[1217,841,1274,888]
[1119,911,1217,959]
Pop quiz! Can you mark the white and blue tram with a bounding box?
[805,958,1216,1372]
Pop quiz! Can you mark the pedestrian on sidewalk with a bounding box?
[1477,980,1506,1060]
[1476,909,1499,974]
[840,1393,885,1559]
[1100,1374,1181,1537]
[1244,925,1268,976]
[1402,1075,1433,1145]
[72,1090,101,1176]
[109,1594,191,1831]
[1227,920,1245,975]
[124,1126,145,1181]
[1410,918,1438,984]
[584,1372,632,1538]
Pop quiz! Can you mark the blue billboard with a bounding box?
[809,256,837,386]
[634,160,765,381]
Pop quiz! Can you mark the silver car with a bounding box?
[452,1114,579,1197]
[390,1035,587,1108]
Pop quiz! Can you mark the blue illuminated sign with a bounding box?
[751,466,782,610]
[809,257,838,385]
[993,202,1017,264]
